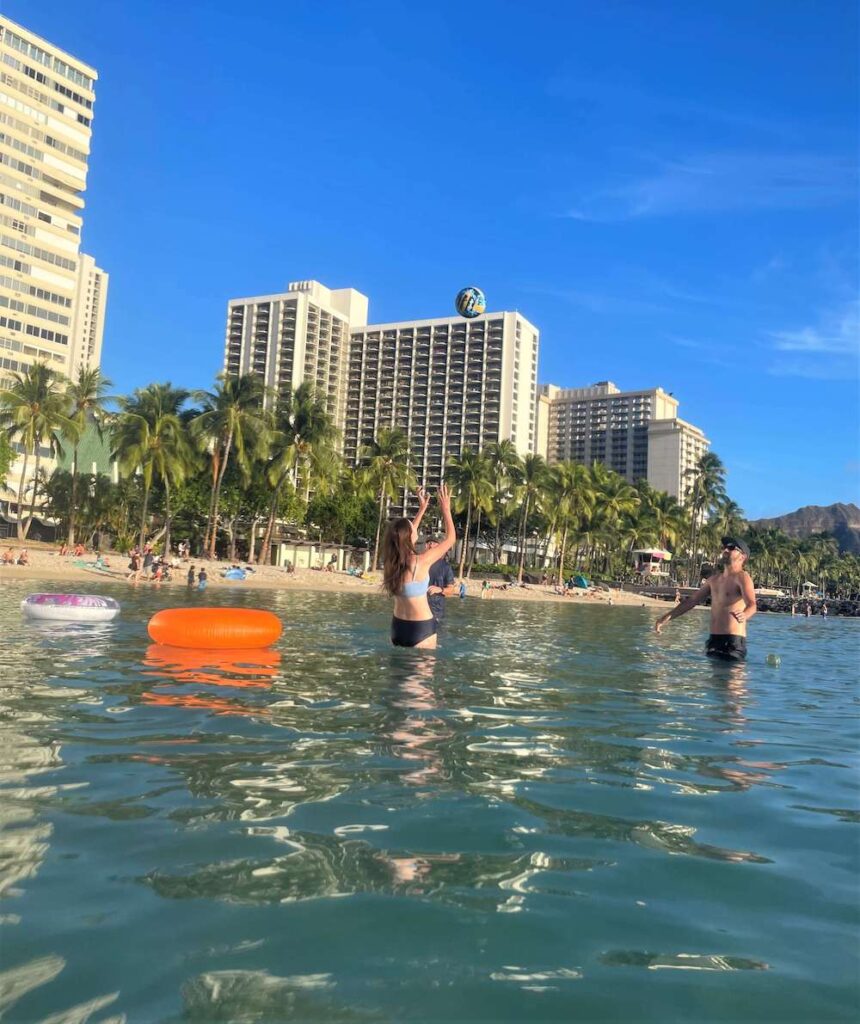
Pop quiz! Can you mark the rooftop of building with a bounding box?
[540,381,676,401]
[0,15,98,80]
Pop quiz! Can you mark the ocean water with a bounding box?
[0,580,857,1023]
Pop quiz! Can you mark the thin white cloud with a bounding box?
[767,302,860,379]
[564,152,856,221]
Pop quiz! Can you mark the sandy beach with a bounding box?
[0,542,668,608]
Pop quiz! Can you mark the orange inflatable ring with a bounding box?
[147,608,282,650]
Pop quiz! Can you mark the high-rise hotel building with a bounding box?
[0,17,108,507]
[224,281,540,504]
[225,280,369,427]
[538,381,709,502]
[344,312,539,498]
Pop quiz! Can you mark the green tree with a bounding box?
[483,439,521,563]
[112,383,193,552]
[548,461,594,577]
[511,453,550,583]
[359,428,415,570]
[258,384,339,565]
[684,452,727,584]
[65,366,113,546]
[0,362,74,539]
[192,373,271,557]
[0,431,12,490]
[446,446,493,578]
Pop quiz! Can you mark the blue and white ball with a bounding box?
[455,286,486,319]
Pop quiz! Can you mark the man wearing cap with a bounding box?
[655,536,757,661]
[422,535,457,628]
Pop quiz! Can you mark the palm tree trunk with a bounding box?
[22,449,42,541]
[458,501,472,579]
[208,432,233,558]
[493,502,502,564]
[15,447,30,540]
[517,495,530,583]
[163,478,172,558]
[467,507,482,578]
[68,445,79,545]
[558,524,569,580]
[260,486,281,566]
[372,486,386,570]
[138,484,151,551]
[202,450,220,553]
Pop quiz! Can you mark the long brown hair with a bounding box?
[381,518,415,596]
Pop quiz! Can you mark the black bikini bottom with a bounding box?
[706,634,747,661]
[391,616,437,647]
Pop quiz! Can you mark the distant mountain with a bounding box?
[749,503,860,555]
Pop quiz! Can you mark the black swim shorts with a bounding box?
[706,634,747,661]
[391,616,437,648]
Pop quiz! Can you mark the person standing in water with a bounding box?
[382,485,456,649]
[654,537,757,661]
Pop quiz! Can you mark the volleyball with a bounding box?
[455,286,486,319]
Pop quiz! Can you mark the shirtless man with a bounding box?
[654,537,756,661]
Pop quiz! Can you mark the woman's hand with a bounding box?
[437,482,451,514]
[416,486,430,511]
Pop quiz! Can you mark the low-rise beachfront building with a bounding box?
[537,380,709,503]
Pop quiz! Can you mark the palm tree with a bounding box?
[684,452,727,584]
[483,439,521,563]
[588,463,640,574]
[0,362,74,539]
[112,383,193,552]
[446,446,493,578]
[548,461,594,578]
[511,453,549,583]
[644,488,687,552]
[359,428,415,569]
[192,373,271,557]
[64,366,113,546]
[258,384,339,565]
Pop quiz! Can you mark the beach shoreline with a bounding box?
[0,544,669,608]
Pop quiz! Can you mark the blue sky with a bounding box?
[8,0,858,518]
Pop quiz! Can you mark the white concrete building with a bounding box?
[538,380,709,502]
[224,280,369,429]
[344,311,539,502]
[69,252,107,372]
[0,17,107,513]
[223,282,541,510]
[647,416,710,502]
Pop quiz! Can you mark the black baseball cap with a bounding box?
[721,536,750,558]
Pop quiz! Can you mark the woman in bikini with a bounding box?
[382,483,456,649]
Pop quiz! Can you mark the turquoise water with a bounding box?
[1,581,858,1023]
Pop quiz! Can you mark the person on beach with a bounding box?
[654,536,756,661]
[197,568,208,591]
[2,548,13,565]
[17,549,29,566]
[381,484,456,649]
[187,565,196,588]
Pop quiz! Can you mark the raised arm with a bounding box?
[410,487,431,544]
[418,483,456,567]
[655,580,711,634]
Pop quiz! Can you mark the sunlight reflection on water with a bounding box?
[0,582,857,1022]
